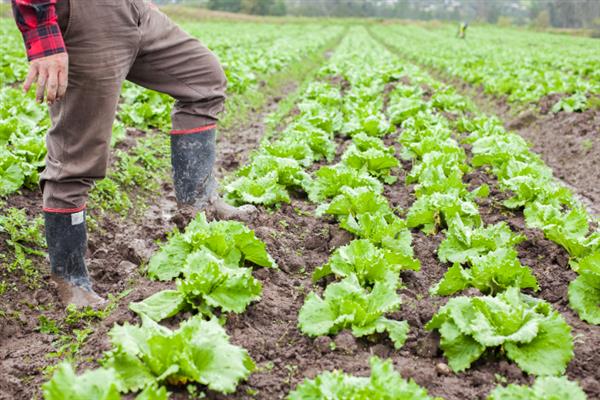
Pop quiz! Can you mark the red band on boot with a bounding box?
[170,124,217,135]
[43,204,87,214]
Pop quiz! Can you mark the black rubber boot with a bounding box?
[171,128,257,221]
[171,129,217,207]
[44,211,105,308]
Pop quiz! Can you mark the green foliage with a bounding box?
[341,134,399,184]
[438,219,525,264]
[299,275,408,349]
[432,218,537,295]
[371,24,600,112]
[288,357,436,400]
[131,248,262,321]
[406,192,482,235]
[568,251,600,325]
[104,316,254,393]
[147,213,275,281]
[426,288,574,375]
[551,93,588,113]
[43,362,123,400]
[312,239,418,287]
[488,376,587,400]
[308,164,383,203]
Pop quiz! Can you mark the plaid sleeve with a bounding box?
[11,0,66,61]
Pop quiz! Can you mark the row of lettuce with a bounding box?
[0,18,342,198]
[39,27,596,398]
[371,22,599,328]
[381,30,596,398]
[227,27,592,398]
[225,27,436,398]
[369,24,600,113]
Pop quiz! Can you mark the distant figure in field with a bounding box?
[458,22,469,39]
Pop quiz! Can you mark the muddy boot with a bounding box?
[44,211,106,309]
[207,190,257,222]
[171,127,257,221]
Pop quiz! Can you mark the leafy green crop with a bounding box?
[438,219,525,264]
[43,362,168,400]
[406,192,483,235]
[288,357,437,400]
[147,213,275,281]
[431,248,538,296]
[308,164,383,203]
[426,288,573,375]
[568,250,600,325]
[104,315,254,393]
[299,275,409,349]
[341,133,399,184]
[312,239,418,287]
[131,249,262,321]
[488,376,587,400]
[432,218,537,295]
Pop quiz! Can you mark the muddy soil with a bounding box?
[506,107,600,214]
[0,79,295,400]
[2,78,598,400]
[442,77,600,216]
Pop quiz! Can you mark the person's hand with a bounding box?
[23,53,69,105]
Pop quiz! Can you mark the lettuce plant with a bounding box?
[406,191,482,234]
[147,213,275,281]
[288,357,436,400]
[308,164,383,203]
[42,362,168,400]
[131,249,262,321]
[312,239,418,287]
[488,376,586,400]
[299,275,409,349]
[438,219,525,264]
[341,134,399,183]
[426,288,574,375]
[104,316,254,394]
[431,248,539,296]
[224,172,290,206]
[568,250,600,325]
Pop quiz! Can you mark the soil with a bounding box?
[436,76,600,216]
[506,107,600,214]
[1,69,598,400]
[0,78,296,400]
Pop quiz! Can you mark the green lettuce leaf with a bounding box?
[288,357,436,400]
[42,362,121,400]
[106,316,254,394]
[299,275,408,349]
[568,250,600,325]
[312,239,411,287]
[147,213,275,281]
[426,288,573,375]
[308,164,383,203]
[438,218,525,264]
[487,376,587,400]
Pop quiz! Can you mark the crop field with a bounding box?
[0,11,599,400]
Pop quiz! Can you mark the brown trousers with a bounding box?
[42,0,227,212]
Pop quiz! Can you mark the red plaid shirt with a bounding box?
[11,0,66,61]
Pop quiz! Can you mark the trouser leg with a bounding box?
[125,5,227,206]
[42,0,139,306]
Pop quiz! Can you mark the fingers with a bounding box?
[35,65,48,103]
[24,53,69,104]
[57,68,68,100]
[23,64,38,93]
[46,63,59,104]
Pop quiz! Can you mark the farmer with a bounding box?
[458,21,468,39]
[11,0,256,308]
